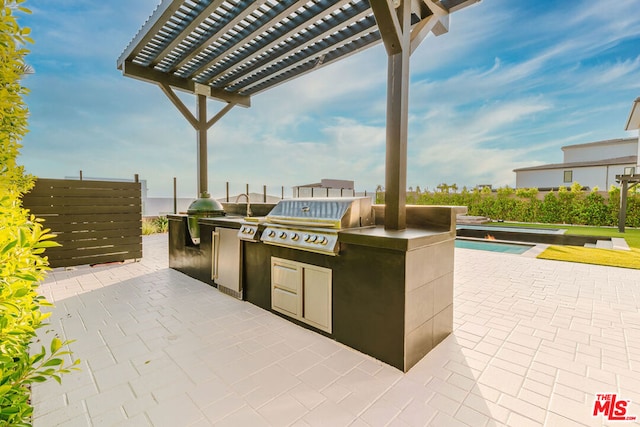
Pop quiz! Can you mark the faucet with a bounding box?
[235,193,252,217]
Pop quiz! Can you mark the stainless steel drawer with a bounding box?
[272,287,299,316]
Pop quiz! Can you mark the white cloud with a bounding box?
[572,56,640,89]
[18,0,640,198]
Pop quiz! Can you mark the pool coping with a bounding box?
[455,236,549,257]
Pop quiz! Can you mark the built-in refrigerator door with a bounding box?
[212,227,242,299]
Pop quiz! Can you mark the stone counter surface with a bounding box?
[339,226,452,252]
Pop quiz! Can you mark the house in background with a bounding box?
[513,137,638,190]
[293,178,356,198]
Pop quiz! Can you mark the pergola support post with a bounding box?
[616,175,640,233]
[197,94,208,197]
[159,83,234,198]
[371,0,452,230]
[371,0,412,231]
[384,29,410,230]
[619,179,628,233]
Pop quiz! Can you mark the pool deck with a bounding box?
[32,234,640,426]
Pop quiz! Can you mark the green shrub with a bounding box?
[142,218,157,235]
[384,181,640,227]
[579,190,611,226]
[1,2,79,424]
[154,216,168,233]
[142,216,169,235]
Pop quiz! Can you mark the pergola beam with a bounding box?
[116,0,182,70]
[370,0,403,56]
[235,14,377,93]
[123,61,251,107]
[159,83,198,129]
[202,0,353,85]
[248,32,381,96]
[410,0,449,54]
[120,0,480,210]
[158,83,235,197]
[150,0,227,68]
[171,0,270,74]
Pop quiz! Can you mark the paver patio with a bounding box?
[31,234,640,426]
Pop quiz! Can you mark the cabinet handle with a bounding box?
[211,231,220,280]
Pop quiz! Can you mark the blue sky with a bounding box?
[17,0,640,198]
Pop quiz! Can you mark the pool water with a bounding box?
[455,239,534,254]
[456,225,564,234]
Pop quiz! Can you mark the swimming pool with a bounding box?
[455,238,534,254]
[456,224,564,234]
[456,225,601,246]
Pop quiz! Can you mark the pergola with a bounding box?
[117,0,479,230]
[617,97,640,232]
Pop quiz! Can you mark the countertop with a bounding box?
[339,226,453,252]
[168,214,246,229]
[198,216,245,229]
[170,214,453,251]
[210,218,455,252]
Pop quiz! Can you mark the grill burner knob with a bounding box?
[291,233,299,241]
[304,234,312,242]
[279,231,287,239]
[268,230,276,238]
[317,236,327,245]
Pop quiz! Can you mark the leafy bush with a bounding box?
[142,216,169,235]
[154,216,168,233]
[1,2,79,424]
[142,218,157,235]
[380,182,639,226]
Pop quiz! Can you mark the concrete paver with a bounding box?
[31,234,640,426]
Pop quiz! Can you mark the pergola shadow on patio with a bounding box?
[32,234,640,426]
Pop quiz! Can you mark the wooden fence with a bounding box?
[22,178,142,268]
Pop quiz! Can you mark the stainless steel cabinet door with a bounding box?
[212,228,241,294]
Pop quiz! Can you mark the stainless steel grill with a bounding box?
[260,197,373,255]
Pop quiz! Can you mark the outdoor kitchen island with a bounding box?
[169,203,465,372]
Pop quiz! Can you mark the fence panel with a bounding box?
[22,178,142,268]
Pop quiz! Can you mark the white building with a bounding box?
[293,178,356,198]
[513,137,638,190]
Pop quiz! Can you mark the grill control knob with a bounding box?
[291,233,299,241]
[318,236,327,245]
[279,231,287,239]
[268,230,276,238]
[248,228,254,235]
[304,234,311,242]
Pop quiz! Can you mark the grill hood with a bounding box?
[266,197,374,229]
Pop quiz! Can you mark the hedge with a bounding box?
[1,2,79,425]
[377,182,637,227]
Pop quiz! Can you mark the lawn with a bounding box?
[484,222,640,269]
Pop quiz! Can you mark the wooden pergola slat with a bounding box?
[118,0,480,229]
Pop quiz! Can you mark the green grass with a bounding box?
[537,246,640,269]
[484,222,640,269]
